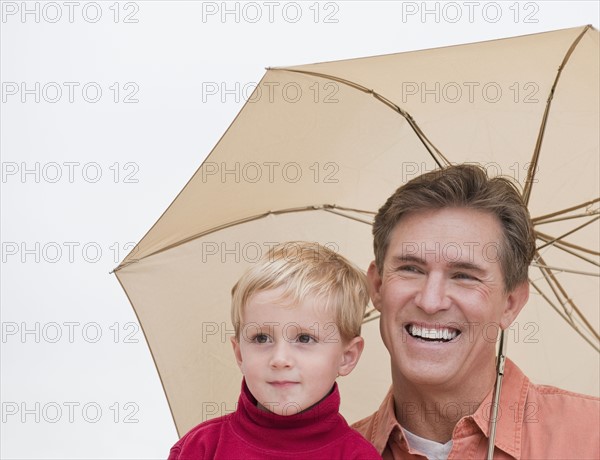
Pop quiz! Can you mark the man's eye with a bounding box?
[454,272,478,281]
[297,334,315,344]
[399,265,420,273]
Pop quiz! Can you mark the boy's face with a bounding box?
[232,287,363,416]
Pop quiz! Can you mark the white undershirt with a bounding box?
[403,428,453,460]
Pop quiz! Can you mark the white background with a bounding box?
[1,1,599,458]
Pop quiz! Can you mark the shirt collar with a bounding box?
[370,359,530,459]
[471,358,530,459]
[370,386,407,453]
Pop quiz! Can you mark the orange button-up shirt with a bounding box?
[352,359,600,459]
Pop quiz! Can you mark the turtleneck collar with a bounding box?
[230,379,350,452]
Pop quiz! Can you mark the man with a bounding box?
[353,164,599,459]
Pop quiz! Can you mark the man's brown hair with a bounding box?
[373,164,536,291]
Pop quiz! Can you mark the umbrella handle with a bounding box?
[487,329,507,460]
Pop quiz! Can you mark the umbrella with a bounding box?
[113,25,599,438]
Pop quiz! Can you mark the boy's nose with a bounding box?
[269,343,293,368]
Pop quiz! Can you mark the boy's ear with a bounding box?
[337,336,364,377]
[367,261,383,312]
[231,336,244,372]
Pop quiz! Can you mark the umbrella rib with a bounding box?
[530,262,599,277]
[326,205,376,216]
[536,252,600,341]
[523,25,592,204]
[529,279,600,353]
[536,215,599,251]
[539,240,600,267]
[536,260,572,320]
[534,211,600,226]
[322,207,374,225]
[532,198,600,223]
[275,68,451,169]
[363,305,379,320]
[371,91,451,168]
[113,204,370,270]
[362,312,381,325]
[536,231,600,260]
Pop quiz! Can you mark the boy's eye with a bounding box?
[297,334,315,344]
[253,334,270,344]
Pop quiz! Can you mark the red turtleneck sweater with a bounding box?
[168,380,381,459]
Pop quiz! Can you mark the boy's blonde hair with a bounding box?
[231,242,369,341]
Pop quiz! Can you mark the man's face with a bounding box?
[368,207,528,389]
[232,287,363,416]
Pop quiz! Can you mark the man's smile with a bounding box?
[405,323,461,342]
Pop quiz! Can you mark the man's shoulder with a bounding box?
[525,381,600,427]
[507,358,599,408]
[506,361,599,431]
[527,380,600,408]
[518,380,600,459]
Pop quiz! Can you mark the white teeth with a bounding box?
[408,325,458,341]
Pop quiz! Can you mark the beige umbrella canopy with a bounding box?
[114,25,599,437]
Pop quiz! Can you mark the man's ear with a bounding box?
[500,281,530,330]
[367,261,383,312]
[337,336,365,377]
[231,336,244,373]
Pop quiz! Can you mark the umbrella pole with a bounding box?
[487,329,507,460]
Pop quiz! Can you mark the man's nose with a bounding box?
[269,342,293,368]
[414,272,451,314]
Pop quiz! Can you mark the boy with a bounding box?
[169,241,381,459]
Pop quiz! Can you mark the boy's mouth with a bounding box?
[268,381,299,387]
[406,324,460,342]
